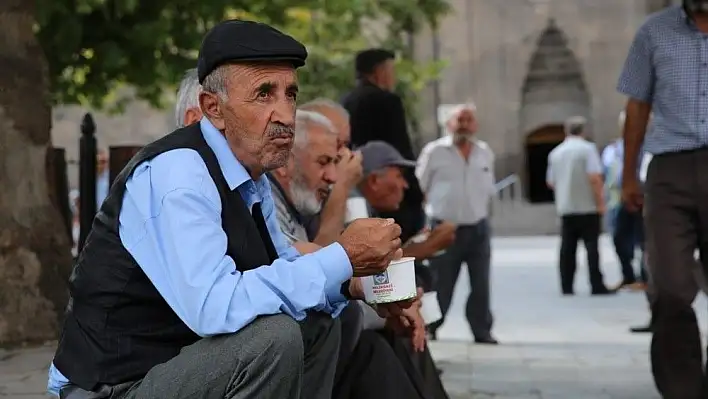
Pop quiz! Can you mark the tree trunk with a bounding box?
[0,0,72,346]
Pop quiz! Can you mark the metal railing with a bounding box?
[494,174,521,201]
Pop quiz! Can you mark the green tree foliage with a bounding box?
[36,0,449,132]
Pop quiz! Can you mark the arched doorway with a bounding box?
[518,18,590,203]
[525,125,564,203]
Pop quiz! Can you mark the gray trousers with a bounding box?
[428,219,493,338]
[60,312,340,399]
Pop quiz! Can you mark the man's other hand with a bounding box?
[622,176,644,212]
[372,287,421,318]
[384,304,426,352]
[337,218,403,277]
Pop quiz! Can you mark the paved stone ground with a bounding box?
[2,235,706,398]
[433,235,708,399]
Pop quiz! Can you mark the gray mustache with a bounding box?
[268,126,294,139]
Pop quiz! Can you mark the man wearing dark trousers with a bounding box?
[546,116,614,296]
[620,4,708,397]
[602,113,647,290]
[341,48,425,243]
[416,104,497,344]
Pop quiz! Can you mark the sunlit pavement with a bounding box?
[2,235,706,398]
[431,234,708,398]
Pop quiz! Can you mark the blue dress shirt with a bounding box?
[48,118,352,396]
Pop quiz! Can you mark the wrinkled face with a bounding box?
[199,63,298,176]
[685,0,708,15]
[288,124,338,215]
[449,108,477,135]
[363,166,408,211]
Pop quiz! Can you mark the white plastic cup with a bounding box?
[345,197,369,223]
[362,257,417,304]
[420,291,443,325]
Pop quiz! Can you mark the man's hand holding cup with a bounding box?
[337,218,403,277]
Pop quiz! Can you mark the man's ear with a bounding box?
[198,91,225,130]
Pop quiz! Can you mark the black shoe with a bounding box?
[474,336,499,345]
[591,286,617,295]
[562,291,574,296]
[427,328,438,341]
[629,324,652,333]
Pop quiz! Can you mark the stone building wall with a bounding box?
[412,0,654,181]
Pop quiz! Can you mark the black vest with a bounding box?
[53,123,279,390]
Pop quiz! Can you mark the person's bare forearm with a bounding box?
[623,99,652,181]
[402,241,435,259]
[590,176,604,208]
[313,182,349,246]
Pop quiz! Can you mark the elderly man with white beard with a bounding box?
[269,110,339,242]
[268,109,449,399]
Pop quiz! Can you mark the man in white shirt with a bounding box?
[416,103,498,344]
[546,116,613,296]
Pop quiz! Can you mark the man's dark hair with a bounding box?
[355,48,395,79]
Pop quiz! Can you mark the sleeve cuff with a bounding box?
[311,243,353,304]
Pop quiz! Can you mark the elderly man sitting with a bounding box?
[47,21,405,399]
[353,141,456,261]
[269,116,451,398]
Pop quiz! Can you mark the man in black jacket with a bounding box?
[341,49,426,243]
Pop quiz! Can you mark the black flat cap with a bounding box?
[197,20,308,84]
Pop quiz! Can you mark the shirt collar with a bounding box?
[199,118,250,190]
